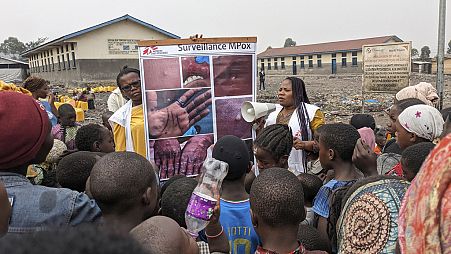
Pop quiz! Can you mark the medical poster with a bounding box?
[138,37,257,180]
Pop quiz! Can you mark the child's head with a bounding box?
[102,111,114,131]
[57,151,102,192]
[250,168,305,232]
[254,124,293,171]
[58,104,76,127]
[130,216,199,254]
[395,104,444,150]
[213,135,250,181]
[160,174,186,198]
[401,142,435,181]
[350,114,376,130]
[297,224,331,253]
[375,126,387,148]
[318,124,360,170]
[75,124,115,153]
[89,152,159,227]
[387,98,424,134]
[161,177,197,228]
[296,173,323,206]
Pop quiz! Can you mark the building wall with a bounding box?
[432,58,451,75]
[28,20,174,84]
[258,51,363,75]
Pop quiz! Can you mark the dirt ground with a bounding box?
[80,73,450,129]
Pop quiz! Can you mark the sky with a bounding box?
[2,0,450,54]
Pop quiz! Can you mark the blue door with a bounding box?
[332,59,337,74]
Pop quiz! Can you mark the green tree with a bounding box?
[0,37,26,54]
[420,46,431,61]
[284,38,296,47]
[447,40,451,54]
[411,48,419,59]
[25,37,48,51]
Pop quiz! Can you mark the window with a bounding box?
[51,57,55,71]
[57,48,59,54]
[342,57,347,67]
[308,60,313,68]
[50,50,53,56]
[71,43,75,50]
[332,53,336,58]
[300,61,305,69]
[308,55,313,60]
[72,52,76,69]
[66,53,71,69]
[317,60,322,68]
[274,62,278,70]
[281,58,285,69]
[66,44,69,52]
[57,56,61,71]
[61,46,64,53]
[292,56,297,60]
[342,52,347,57]
[62,54,66,70]
[300,56,304,60]
[261,63,264,71]
[352,51,357,57]
[41,60,44,72]
[352,57,358,66]
[317,54,321,59]
[267,62,271,70]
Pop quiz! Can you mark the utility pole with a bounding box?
[436,0,446,110]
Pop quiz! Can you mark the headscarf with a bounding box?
[357,127,376,150]
[395,82,439,106]
[337,177,410,254]
[0,80,32,96]
[397,104,444,141]
[398,133,451,253]
[0,92,51,169]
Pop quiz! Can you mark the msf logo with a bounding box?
[142,46,158,55]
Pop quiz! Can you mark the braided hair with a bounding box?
[285,77,311,168]
[23,76,48,92]
[255,124,293,162]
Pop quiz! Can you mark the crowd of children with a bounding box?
[0,74,449,254]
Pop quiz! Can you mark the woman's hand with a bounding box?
[293,139,314,151]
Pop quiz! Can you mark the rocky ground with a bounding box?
[257,73,451,127]
[77,73,450,128]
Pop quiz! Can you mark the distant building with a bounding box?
[412,61,432,74]
[257,35,403,75]
[0,56,29,82]
[21,14,179,84]
[431,54,451,75]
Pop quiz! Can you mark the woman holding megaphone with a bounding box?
[255,77,325,175]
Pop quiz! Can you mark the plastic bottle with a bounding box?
[185,158,228,237]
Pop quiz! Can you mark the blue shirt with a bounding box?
[312,179,355,218]
[219,199,260,254]
[41,101,57,126]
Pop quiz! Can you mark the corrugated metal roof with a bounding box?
[0,56,28,65]
[21,14,180,57]
[258,35,403,58]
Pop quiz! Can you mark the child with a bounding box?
[88,152,159,234]
[57,151,102,192]
[313,123,361,241]
[75,123,115,153]
[297,225,331,253]
[297,173,323,226]
[350,113,376,130]
[130,216,200,254]
[245,124,293,192]
[250,168,326,254]
[401,142,435,181]
[102,111,114,131]
[52,104,79,150]
[213,135,260,254]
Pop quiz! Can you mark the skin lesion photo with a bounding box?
[181,56,211,88]
[212,55,253,97]
[215,96,253,139]
[143,58,182,90]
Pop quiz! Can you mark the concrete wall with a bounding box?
[79,59,139,81]
[432,58,451,75]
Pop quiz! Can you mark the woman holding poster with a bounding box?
[264,77,325,175]
[109,67,147,157]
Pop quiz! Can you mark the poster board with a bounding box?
[362,42,411,93]
[138,37,257,181]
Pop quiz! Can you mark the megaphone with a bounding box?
[241,101,277,122]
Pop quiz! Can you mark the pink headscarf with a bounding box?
[396,82,439,106]
[357,127,376,150]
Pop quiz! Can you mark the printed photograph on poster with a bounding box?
[143,58,181,90]
[150,134,214,180]
[213,55,253,97]
[181,56,211,88]
[146,88,213,139]
[215,96,253,139]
